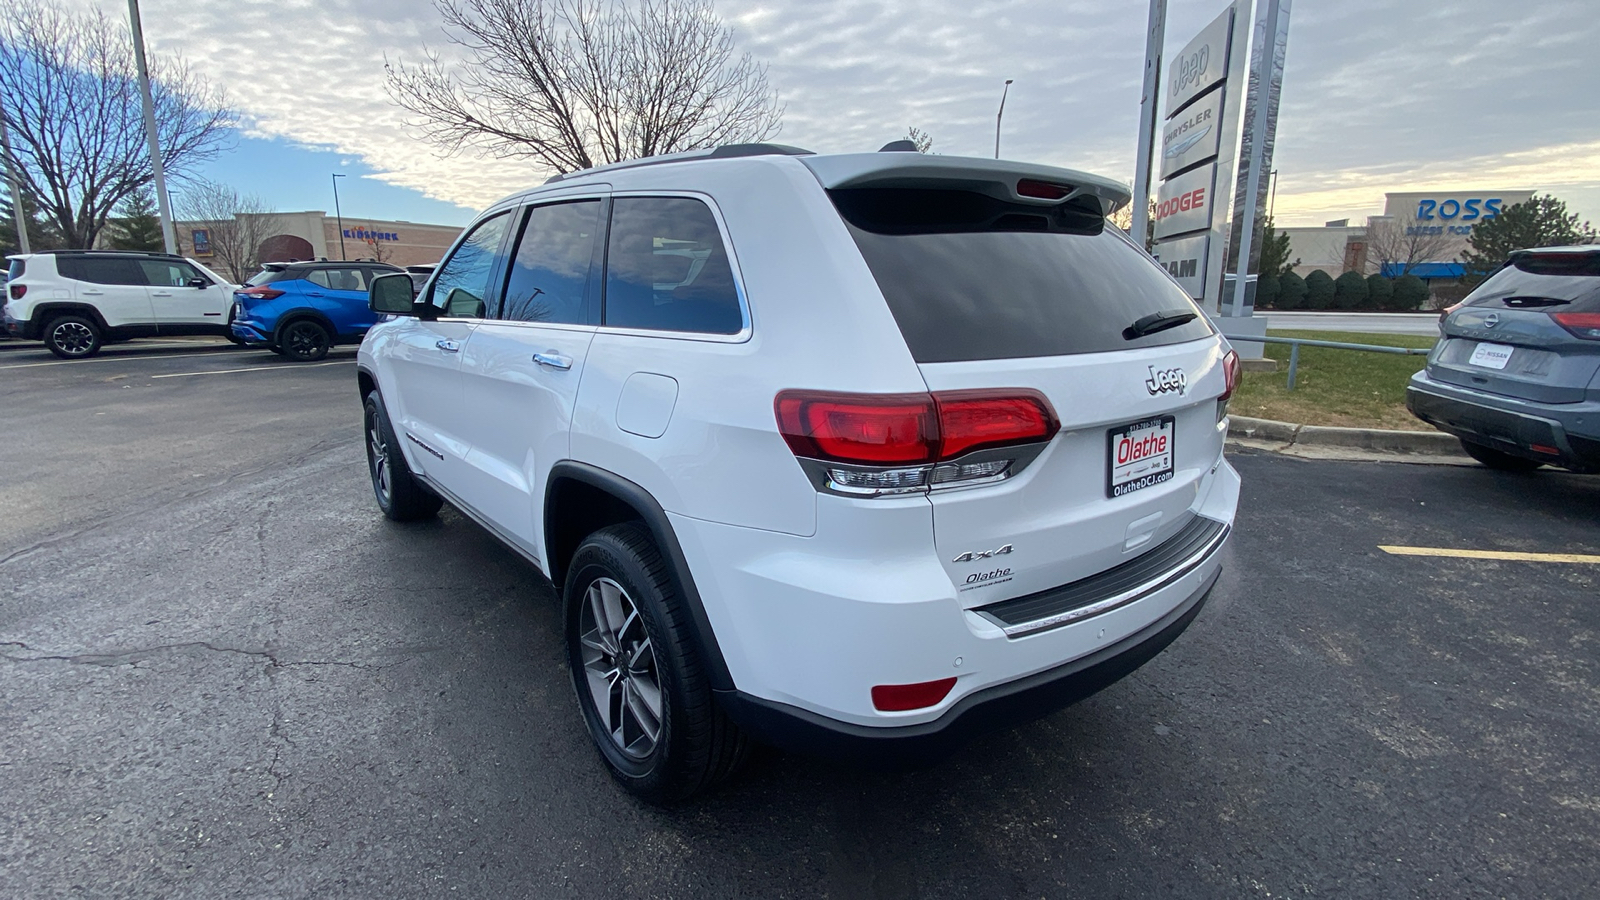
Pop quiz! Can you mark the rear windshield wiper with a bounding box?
[1124,309,1197,340]
[1499,296,1569,308]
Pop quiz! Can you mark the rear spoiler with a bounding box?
[801,153,1132,217]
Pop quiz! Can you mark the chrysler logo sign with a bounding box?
[1165,124,1212,158]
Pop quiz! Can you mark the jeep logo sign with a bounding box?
[1165,8,1232,113]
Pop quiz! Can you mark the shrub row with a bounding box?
[1257,272,1429,311]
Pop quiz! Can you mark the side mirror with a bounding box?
[187,277,210,289]
[370,272,421,315]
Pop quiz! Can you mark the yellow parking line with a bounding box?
[151,360,350,379]
[1379,545,1600,564]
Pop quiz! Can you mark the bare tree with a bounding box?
[903,126,933,153]
[0,0,231,248]
[357,229,394,264]
[1363,216,1453,277]
[177,181,282,283]
[386,0,783,175]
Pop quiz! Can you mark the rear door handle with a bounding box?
[151,291,173,297]
[307,291,325,297]
[436,339,461,352]
[80,290,104,296]
[533,351,573,370]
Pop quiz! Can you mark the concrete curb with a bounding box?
[1228,415,1464,457]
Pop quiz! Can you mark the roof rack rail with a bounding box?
[545,142,813,184]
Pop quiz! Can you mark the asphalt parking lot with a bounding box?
[2,338,1597,898]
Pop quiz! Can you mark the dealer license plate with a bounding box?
[1469,342,1514,370]
[1107,416,1175,498]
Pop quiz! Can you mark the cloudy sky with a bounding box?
[109,0,1600,228]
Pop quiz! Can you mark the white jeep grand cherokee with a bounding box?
[356,145,1241,802]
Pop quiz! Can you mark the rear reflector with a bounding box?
[1551,312,1600,340]
[871,677,957,711]
[1530,443,1560,456]
[775,389,1058,465]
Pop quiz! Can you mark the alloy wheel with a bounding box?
[578,577,663,759]
[366,408,391,505]
[52,322,96,356]
[284,322,328,360]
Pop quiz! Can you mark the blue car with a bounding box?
[231,260,404,360]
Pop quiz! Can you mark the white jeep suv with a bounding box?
[3,250,239,358]
[356,145,1242,802]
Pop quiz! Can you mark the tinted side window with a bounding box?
[831,188,1212,362]
[58,257,148,286]
[321,268,369,292]
[307,269,332,289]
[7,259,24,280]
[603,197,742,335]
[246,269,290,286]
[500,200,601,325]
[428,212,512,319]
[139,259,202,287]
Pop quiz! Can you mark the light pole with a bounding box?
[0,99,29,254]
[994,79,1013,159]
[128,0,177,255]
[331,173,347,260]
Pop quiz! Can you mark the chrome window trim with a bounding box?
[597,190,753,344]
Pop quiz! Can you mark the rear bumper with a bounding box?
[1406,371,1600,470]
[231,320,271,345]
[718,566,1218,763]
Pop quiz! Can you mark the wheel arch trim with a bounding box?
[271,308,339,345]
[545,460,735,691]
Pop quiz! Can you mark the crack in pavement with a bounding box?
[0,639,393,671]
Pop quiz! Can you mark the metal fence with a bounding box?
[1221,334,1432,391]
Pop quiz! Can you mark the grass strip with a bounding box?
[1232,329,1439,431]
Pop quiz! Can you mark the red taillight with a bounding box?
[1218,349,1241,401]
[1017,179,1071,200]
[239,286,285,301]
[775,392,938,464]
[1551,312,1600,341]
[933,389,1059,459]
[871,677,957,712]
[774,389,1059,466]
[7,284,24,300]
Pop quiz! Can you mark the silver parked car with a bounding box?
[1407,246,1600,473]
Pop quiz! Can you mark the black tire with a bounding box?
[279,318,331,361]
[363,391,444,521]
[1460,439,1544,472]
[564,523,747,804]
[44,315,103,359]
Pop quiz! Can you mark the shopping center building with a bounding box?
[176,211,464,270]
[1280,190,1534,286]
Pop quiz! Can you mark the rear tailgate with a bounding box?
[1431,249,1600,404]
[921,340,1228,606]
[812,159,1229,609]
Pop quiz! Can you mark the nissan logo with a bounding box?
[1483,313,1499,328]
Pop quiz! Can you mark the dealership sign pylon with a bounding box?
[1144,0,1291,321]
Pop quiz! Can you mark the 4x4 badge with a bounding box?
[952,544,1013,563]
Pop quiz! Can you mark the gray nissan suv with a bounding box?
[1407,246,1600,473]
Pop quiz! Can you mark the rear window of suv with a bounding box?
[1465,252,1600,313]
[831,188,1212,363]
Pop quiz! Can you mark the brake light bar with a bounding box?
[1551,312,1600,340]
[1016,179,1071,200]
[775,389,1058,466]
